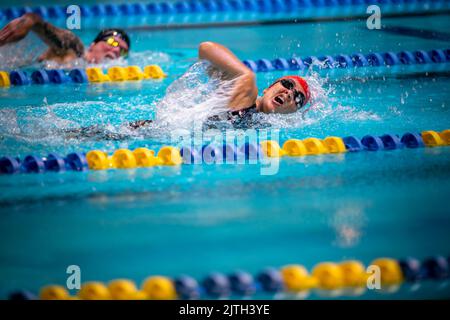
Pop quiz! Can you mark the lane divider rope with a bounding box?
[242,48,450,73]
[1,130,449,175]
[2,48,449,88]
[0,65,166,87]
[1,0,448,21]
[9,255,450,300]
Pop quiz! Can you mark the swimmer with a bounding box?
[129,41,310,129]
[0,13,130,64]
[64,41,311,140]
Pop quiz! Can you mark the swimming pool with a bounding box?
[1,1,450,300]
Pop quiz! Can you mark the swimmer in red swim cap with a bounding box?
[198,41,310,115]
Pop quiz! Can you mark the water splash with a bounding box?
[0,55,382,148]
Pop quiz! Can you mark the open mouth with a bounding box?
[273,95,284,106]
[104,52,117,60]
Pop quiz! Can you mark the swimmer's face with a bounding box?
[85,37,129,64]
[259,78,307,114]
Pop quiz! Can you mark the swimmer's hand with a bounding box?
[0,14,35,45]
[228,72,258,111]
[198,42,258,111]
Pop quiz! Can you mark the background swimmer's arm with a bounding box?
[198,42,258,111]
[0,13,84,58]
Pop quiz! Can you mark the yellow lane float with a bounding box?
[112,149,137,169]
[86,150,111,170]
[439,129,450,145]
[141,276,177,300]
[86,67,110,82]
[39,285,70,300]
[281,264,318,292]
[157,146,183,166]
[78,282,111,300]
[323,136,347,153]
[282,139,307,156]
[311,262,344,290]
[422,130,444,147]
[0,71,10,87]
[133,147,161,166]
[370,258,404,285]
[108,279,141,300]
[260,140,285,157]
[107,66,127,81]
[303,138,328,155]
[126,66,146,80]
[339,260,368,287]
[144,65,166,79]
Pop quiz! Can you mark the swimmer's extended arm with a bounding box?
[0,13,84,59]
[198,42,258,111]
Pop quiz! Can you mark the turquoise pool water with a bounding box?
[0,4,450,299]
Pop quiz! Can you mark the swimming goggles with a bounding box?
[99,31,128,57]
[279,78,306,110]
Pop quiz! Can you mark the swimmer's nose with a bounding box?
[286,91,293,102]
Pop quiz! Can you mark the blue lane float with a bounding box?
[174,275,200,299]
[180,146,202,164]
[380,134,404,150]
[239,142,262,160]
[65,152,89,171]
[399,257,423,282]
[69,69,88,83]
[400,132,425,148]
[48,69,70,84]
[31,70,50,84]
[22,155,46,173]
[421,256,449,279]
[202,272,231,297]
[0,156,21,174]
[9,70,30,86]
[361,135,385,151]
[229,270,256,296]
[202,144,222,163]
[343,136,364,152]
[256,267,284,292]
[0,152,88,174]
[44,153,66,172]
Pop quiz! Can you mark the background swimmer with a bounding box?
[0,13,130,64]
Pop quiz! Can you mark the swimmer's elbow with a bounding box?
[198,41,216,59]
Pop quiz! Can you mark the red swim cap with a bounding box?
[284,75,310,104]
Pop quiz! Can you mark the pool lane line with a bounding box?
[1,130,449,175]
[243,48,450,72]
[326,70,450,83]
[1,48,449,87]
[11,256,450,300]
[0,65,166,87]
[127,10,450,32]
[1,0,449,21]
